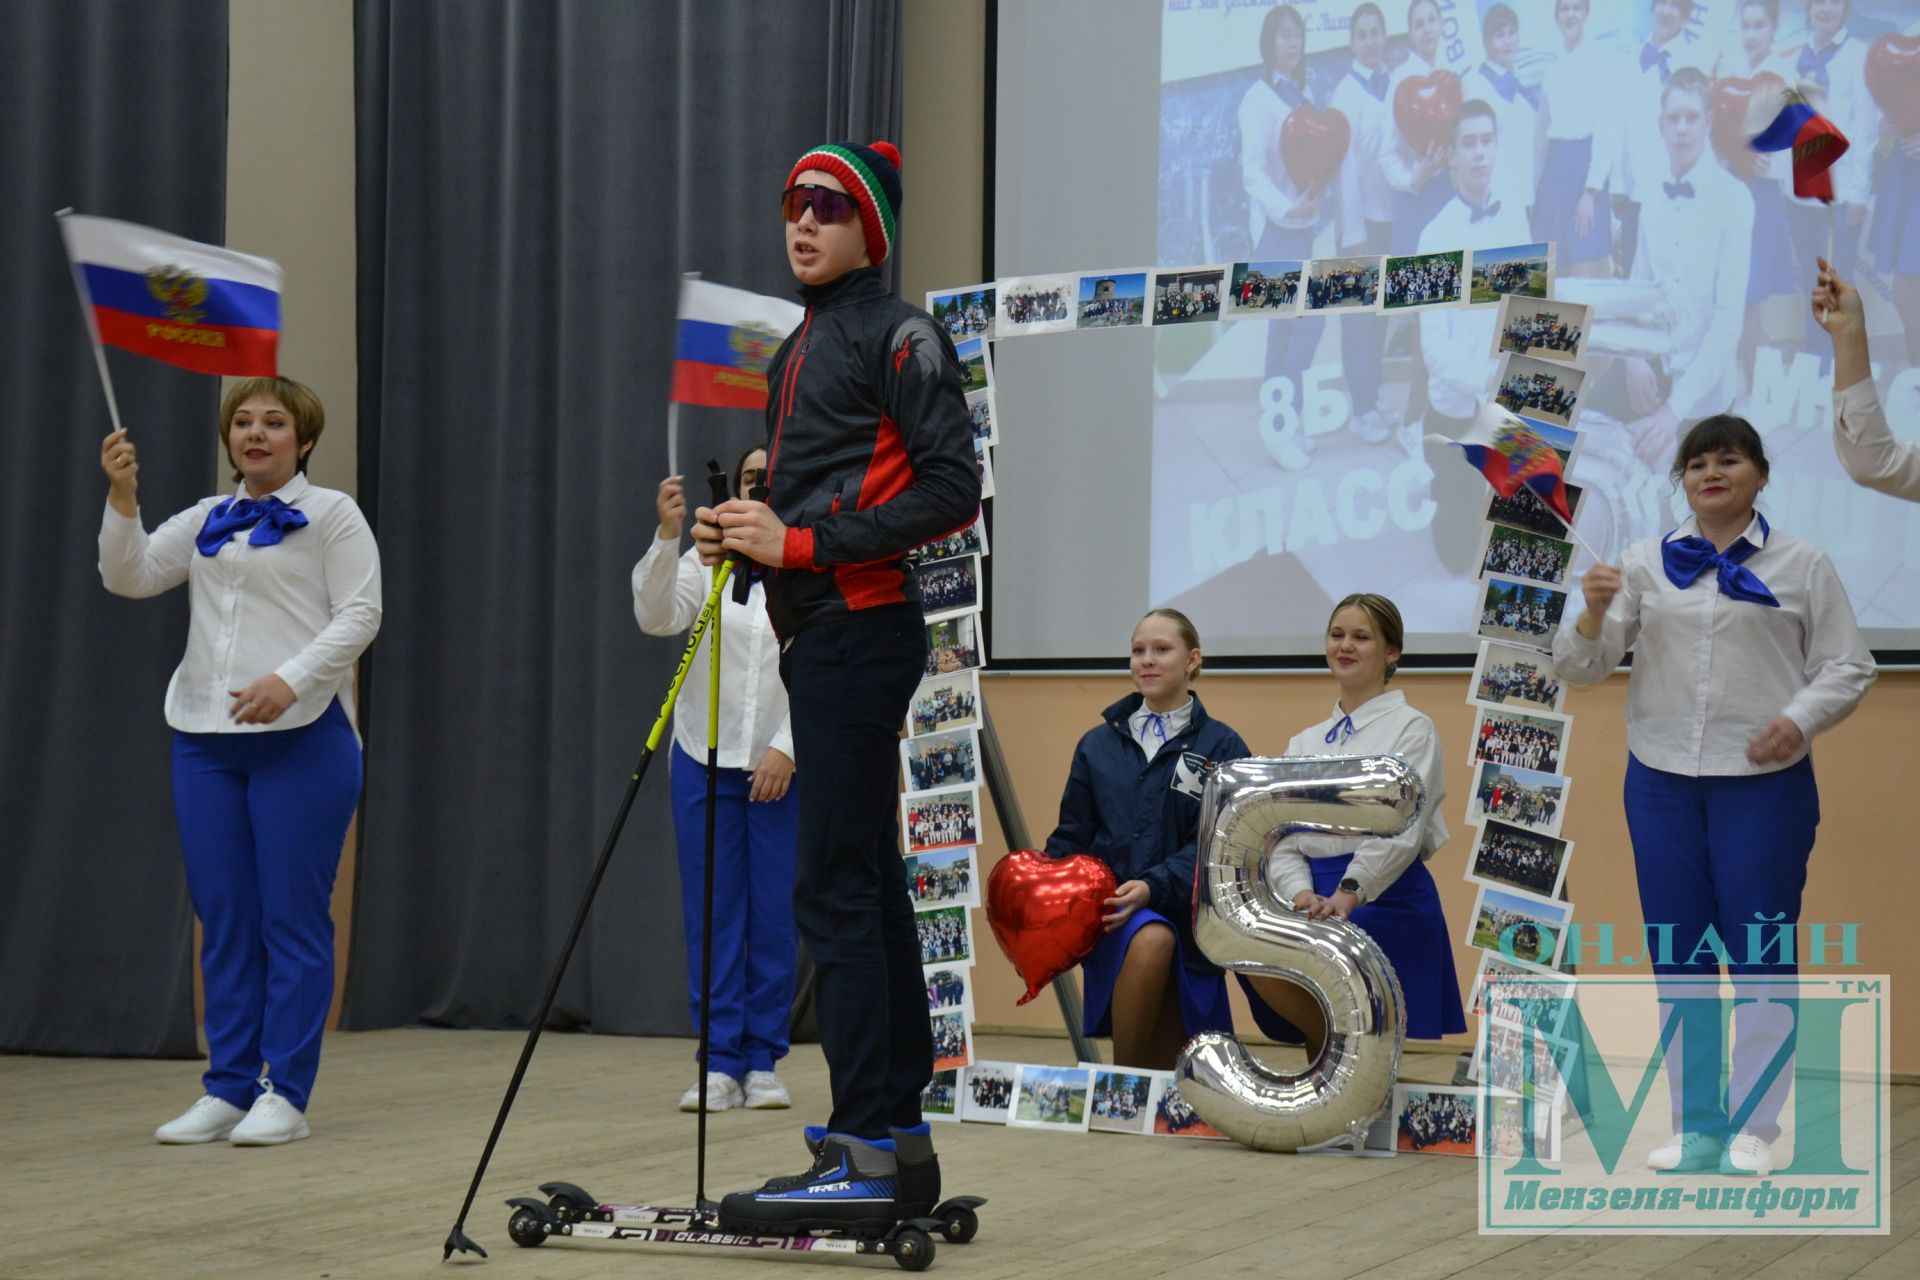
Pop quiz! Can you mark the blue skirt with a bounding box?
[1532,138,1611,263]
[1390,174,1455,255]
[1238,853,1467,1043]
[1868,145,1920,278]
[1079,907,1234,1041]
[1745,176,1798,303]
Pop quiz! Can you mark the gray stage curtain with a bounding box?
[343,0,902,1035]
[0,0,229,1057]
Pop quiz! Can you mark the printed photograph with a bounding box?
[1474,577,1569,649]
[1469,706,1571,775]
[931,1009,972,1071]
[962,1061,1016,1124]
[995,273,1075,336]
[1010,1064,1092,1132]
[1150,266,1225,325]
[907,846,979,912]
[1222,259,1302,317]
[1466,820,1572,901]
[1393,1085,1480,1156]
[1493,294,1590,364]
[1152,1076,1229,1140]
[924,613,984,678]
[1476,524,1575,588]
[924,963,973,1019]
[1494,353,1584,428]
[1468,760,1573,840]
[1304,255,1380,312]
[927,283,995,342]
[1088,1068,1157,1135]
[1482,1094,1559,1162]
[976,444,996,502]
[914,515,987,564]
[1469,243,1551,304]
[1484,481,1585,540]
[1477,1018,1576,1109]
[918,554,981,624]
[909,669,980,737]
[902,726,980,796]
[965,388,996,447]
[1076,270,1148,329]
[1465,882,1573,967]
[1383,249,1464,310]
[953,335,991,394]
[914,904,974,967]
[1469,640,1566,715]
[902,788,980,856]
[1470,952,1576,1029]
[921,1067,961,1122]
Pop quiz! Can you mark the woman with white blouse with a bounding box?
[634,448,799,1114]
[98,378,381,1147]
[1533,0,1620,277]
[1554,415,1875,1177]
[1242,593,1467,1061]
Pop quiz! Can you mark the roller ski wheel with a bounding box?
[932,1196,985,1244]
[538,1180,597,1221]
[505,1197,556,1248]
[888,1223,935,1272]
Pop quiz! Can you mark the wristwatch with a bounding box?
[1338,877,1366,904]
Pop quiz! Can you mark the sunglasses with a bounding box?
[781,183,860,225]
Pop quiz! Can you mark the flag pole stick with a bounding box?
[54,209,127,437]
[667,401,680,478]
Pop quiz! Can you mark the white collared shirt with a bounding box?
[1619,32,1712,203]
[1238,76,1318,243]
[1379,51,1440,195]
[1417,192,1530,419]
[1833,378,1920,501]
[1331,63,1394,243]
[632,531,792,770]
[1539,37,1624,192]
[1468,61,1540,218]
[98,472,382,735]
[1129,698,1192,763]
[1629,155,1752,422]
[1551,513,1874,776]
[1268,688,1448,904]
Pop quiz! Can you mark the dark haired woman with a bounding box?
[1045,609,1250,1069]
[635,447,798,1113]
[1554,415,1874,1177]
[1242,593,1467,1062]
[100,377,381,1145]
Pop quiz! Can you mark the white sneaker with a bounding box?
[1645,1132,1722,1172]
[679,1072,744,1113]
[229,1087,310,1146]
[743,1071,792,1109]
[155,1095,246,1144]
[1350,409,1392,444]
[1721,1133,1775,1176]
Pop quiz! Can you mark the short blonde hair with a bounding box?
[219,376,325,481]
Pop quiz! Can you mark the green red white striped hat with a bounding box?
[787,140,903,266]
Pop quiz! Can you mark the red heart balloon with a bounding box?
[1393,69,1462,158]
[1275,104,1351,195]
[1866,34,1920,137]
[1710,72,1783,180]
[985,849,1116,1006]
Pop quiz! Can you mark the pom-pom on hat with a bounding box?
[787,140,903,266]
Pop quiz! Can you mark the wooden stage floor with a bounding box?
[2,1029,1914,1279]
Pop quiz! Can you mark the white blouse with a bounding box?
[632,531,792,771]
[98,472,382,735]
[1268,689,1448,905]
[1129,697,1192,763]
[1551,513,1875,777]
[1331,63,1394,243]
[1833,378,1920,501]
[1539,37,1624,193]
[1238,75,1319,243]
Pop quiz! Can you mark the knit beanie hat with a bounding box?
[787,140,903,266]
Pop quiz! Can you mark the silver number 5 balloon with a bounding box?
[1174,754,1423,1152]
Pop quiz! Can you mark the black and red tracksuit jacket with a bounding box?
[761,266,981,638]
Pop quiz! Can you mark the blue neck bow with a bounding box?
[1481,64,1539,109]
[1797,39,1840,91]
[1640,41,1671,81]
[1272,74,1305,109]
[1141,711,1169,744]
[196,495,310,557]
[1355,66,1388,101]
[1324,713,1357,745]
[1660,513,1779,608]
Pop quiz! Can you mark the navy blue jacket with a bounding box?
[1043,693,1250,969]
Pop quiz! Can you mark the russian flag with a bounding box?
[1745,82,1849,203]
[1430,402,1574,525]
[672,278,804,410]
[57,212,282,377]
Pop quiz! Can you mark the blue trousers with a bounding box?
[668,742,799,1079]
[171,699,362,1113]
[1624,754,1818,1144]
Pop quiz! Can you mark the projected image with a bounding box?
[1147,0,1920,652]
